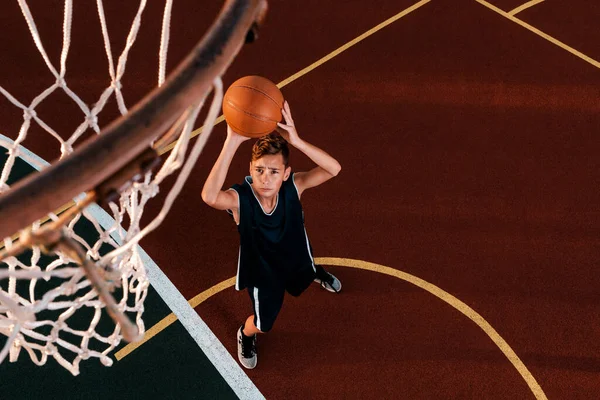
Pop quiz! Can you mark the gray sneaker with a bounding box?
[314,266,342,293]
[237,325,257,369]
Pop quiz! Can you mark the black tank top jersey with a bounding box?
[230,174,316,296]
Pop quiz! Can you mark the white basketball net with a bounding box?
[0,0,224,375]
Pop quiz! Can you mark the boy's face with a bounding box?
[249,154,291,198]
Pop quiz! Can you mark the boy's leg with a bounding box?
[314,265,342,293]
[242,314,261,336]
[237,285,285,369]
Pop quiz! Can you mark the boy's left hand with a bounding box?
[276,101,301,146]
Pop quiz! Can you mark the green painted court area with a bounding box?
[0,156,237,400]
[2,315,237,399]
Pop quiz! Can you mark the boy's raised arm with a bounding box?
[276,101,341,197]
[201,126,249,211]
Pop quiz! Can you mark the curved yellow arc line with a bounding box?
[116,257,547,400]
[317,257,547,400]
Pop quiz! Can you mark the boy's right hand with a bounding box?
[226,124,251,144]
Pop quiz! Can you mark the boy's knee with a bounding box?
[249,316,270,333]
[256,322,271,333]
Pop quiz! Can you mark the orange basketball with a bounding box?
[222,75,284,138]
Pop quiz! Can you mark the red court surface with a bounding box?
[1,1,599,399]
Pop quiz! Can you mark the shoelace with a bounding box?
[240,333,256,358]
[316,268,334,285]
[320,272,335,286]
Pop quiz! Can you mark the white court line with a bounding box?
[509,0,545,16]
[0,133,264,400]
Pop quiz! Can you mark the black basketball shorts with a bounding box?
[247,285,285,333]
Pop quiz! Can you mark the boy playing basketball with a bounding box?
[201,101,342,369]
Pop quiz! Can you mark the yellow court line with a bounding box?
[275,0,431,89]
[508,0,545,16]
[317,257,548,400]
[116,257,547,399]
[159,0,431,155]
[7,1,432,243]
[476,0,600,69]
[0,200,76,251]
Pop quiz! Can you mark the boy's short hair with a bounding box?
[252,133,289,166]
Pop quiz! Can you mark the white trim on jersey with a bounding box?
[228,187,242,290]
[225,187,240,226]
[245,176,279,216]
[291,172,300,197]
[235,246,242,291]
[293,173,316,272]
[303,226,317,272]
[290,173,315,272]
[253,287,262,331]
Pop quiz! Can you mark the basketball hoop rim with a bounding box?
[0,0,268,241]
